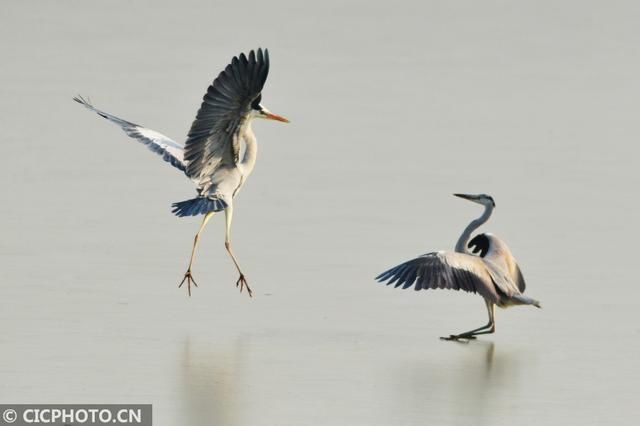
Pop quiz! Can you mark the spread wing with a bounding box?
[183,48,270,181]
[375,251,522,303]
[73,96,186,173]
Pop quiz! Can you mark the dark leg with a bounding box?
[441,301,495,341]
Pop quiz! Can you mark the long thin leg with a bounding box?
[457,304,496,339]
[441,301,496,341]
[179,211,215,296]
[224,204,253,297]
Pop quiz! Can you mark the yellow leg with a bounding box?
[179,211,215,296]
[224,205,252,297]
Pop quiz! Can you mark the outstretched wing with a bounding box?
[375,251,510,303]
[73,96,186,173]
[183,48,269,181]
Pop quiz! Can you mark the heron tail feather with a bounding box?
[512,294,542,309]
[171,196,227,217]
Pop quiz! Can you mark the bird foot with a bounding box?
[179,270,198,297]
[440,334,477,341]
[236,274,253,298]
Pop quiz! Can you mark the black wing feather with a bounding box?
[184,48,270,180]
[375,252,501,303]
[514,264,526,292]
[468,234,490,257]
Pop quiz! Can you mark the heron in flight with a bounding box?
[74,48,288,297]
[375,194,541,340]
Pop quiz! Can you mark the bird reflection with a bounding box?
[484,341,495,368]
[449,339,495,370]
[178,337,246,426]
[389,341,523,426]
[450,340,498,426]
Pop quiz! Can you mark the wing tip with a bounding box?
[375,268,393,283]
[73,94,90,106]
[233,46,270,65]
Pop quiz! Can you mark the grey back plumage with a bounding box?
[473,233,526,294]
[184,48,270,181]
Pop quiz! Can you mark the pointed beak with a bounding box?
[262,110,290,123]
[453,193,475,201]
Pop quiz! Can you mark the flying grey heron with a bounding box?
[375,194,541,340]
[74,48,288,297]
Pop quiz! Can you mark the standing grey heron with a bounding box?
[375,194,541,340]
[74,48,288,297]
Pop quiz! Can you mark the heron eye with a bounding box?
[251,94,262,110]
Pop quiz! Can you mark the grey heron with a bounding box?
[74,48,288,297]
[375,194,541,340]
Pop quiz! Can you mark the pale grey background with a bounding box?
[1,0,638,425]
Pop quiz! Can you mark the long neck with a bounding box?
[455,204,493,253]
[240,123,258,174]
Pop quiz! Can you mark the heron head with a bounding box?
[453,193,496,207]
[251,94,289,123]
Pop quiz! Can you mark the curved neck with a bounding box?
[240,123,258,174]
[454,204,493,253]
